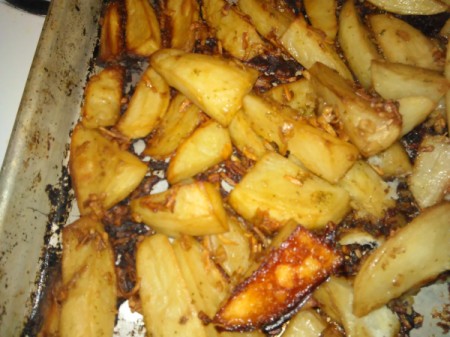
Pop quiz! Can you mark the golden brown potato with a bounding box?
[144,93,203,159]
[262,78,317,116]
[338,0,382,88]
[214,225,342,331]
[353,202,450,316]
[281,309,327,337]
[309,62,401,157]
[81,66,124,129]
[303,0,337,42]
[397,96,436,136]
[371,60,449,103]
[366,0,448,16]
[116,66,170,139]
[202,0,268,61]
[314,277,400,337]
[338,160,395,220]
[125,0,161,56]
[167,120,232,184]
[366,142,412,178]
[408,135,450,209]
[151,49,259,126]
[167,0,199,51]
[369,14,444,71]
[229,152,351,233]
[280,17,353,81]
[228,109,271,161]
[287,121,360,184]
[69,124,147,215]
[131,181,229,237]
[99,1,124,62]
[60,217,117,337]
[136,234,209,337]
[237,0,294,44]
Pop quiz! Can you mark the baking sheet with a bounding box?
[0,0,102,335]
[0,0,447,336]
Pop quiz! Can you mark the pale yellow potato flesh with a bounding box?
[353,202,450,316]
[304,0,337,42]
[167,0,199,51]
[366,0,448,15]
[151,49,258,126]
[60,217,117,337]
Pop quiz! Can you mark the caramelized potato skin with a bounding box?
[214,225,342,332]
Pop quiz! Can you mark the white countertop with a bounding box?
[0,1,45,167]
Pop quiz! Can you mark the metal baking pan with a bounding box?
[0,1,448,336]
[0,1,102,335]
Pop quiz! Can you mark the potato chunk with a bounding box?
[167,0,199,51]
[309,62,401,157]
[369,14,444,71]
[81,66,124,129]
[408,135,450,209]
[99,1,124,62]
[131,181,228,237]
[125,0,161,56]
[116,66,170,139]
[144,93,203,159]
[303,0,337,42]
[202,0,267,61]
[314,277,400,337]
[214,225,342,331]
[229,152,350,232]
[69,124,147,215]
[151,49,258,126]
[353,202,450,316]
[338,0,382,88]
[167,120,232,184]
[136,234,208,337]
[280,17,352,81]
[366,0,448,16]
[60,217,116,337]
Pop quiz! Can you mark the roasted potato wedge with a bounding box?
[309,62,401,157]
[229,152,351,232]
[338,0,382,88]
[167,120,233,184]
[280,17,353,81]
[353,202,450,316]
[366,0,448,16]
[116,66,170,139]
[167,0,199,51]
[144,93,203,159]
[408,135,450,209]
[397,96,436,136]
[99,1,124,62]
[202,0,267,61]
[369,14,444,71]
[136,234,208,337]
[81,66,124,129]
[69,124,147,215]
[228,110,271,161]
[281,309,327,337]
[125,0,161,56]
[304,0,337,42]
[314,277,400,337]
[339,160,395,220]
[366,141,412,178]
[287,121,360,184]
[131,181,228,237]
[60,217,116,337]
[214,225,342,332]
[151,49,258,126]
[263,78,317,116]
[237,0,294,44]
[371,60,449,103]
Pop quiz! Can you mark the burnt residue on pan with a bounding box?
[21,166,73,337]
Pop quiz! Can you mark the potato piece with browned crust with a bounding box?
[60,217,117,337]
[214,225,342,332]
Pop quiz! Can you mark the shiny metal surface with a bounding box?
[0,0,101,335]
